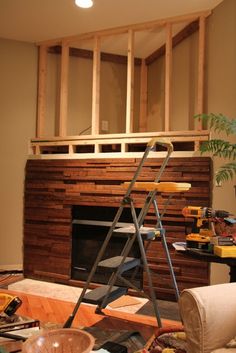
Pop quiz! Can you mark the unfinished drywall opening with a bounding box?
[34,12,210,156]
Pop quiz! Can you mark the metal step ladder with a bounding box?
[64,138,191,328]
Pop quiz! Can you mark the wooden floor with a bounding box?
[1,289,182,341]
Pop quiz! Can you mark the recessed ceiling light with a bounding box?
[75,0,93,8]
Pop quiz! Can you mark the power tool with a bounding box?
[182,206,230,250]
[0,293,22,317]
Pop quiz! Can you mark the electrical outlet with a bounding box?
[101,120,109,132]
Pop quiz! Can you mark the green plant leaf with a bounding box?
[195,113,236,135]
[195,113,236,183]
[200,140,236,159]
[215,162,236,184]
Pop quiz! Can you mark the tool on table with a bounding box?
[0,294,40,343]
[182,206,230,250]
[0,294,22,317]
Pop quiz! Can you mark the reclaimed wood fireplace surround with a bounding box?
[24,11,214,300]
[24,157,212,301]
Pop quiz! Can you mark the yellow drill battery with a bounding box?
[214,245,236,258]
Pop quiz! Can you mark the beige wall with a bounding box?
[45,53,141,135]
[147,31,199,132]
[0,0,235,285]
[0,38,37,267]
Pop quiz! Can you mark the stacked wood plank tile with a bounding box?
[24,157,212,300]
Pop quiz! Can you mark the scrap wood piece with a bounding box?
[109,295,141,309]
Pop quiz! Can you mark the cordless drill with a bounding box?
[182,206,230,250]
[182,206,230,231]
[0,293,22,317]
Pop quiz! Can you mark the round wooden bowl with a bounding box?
[22,328,95,353]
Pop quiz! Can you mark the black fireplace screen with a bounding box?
[71,205,143,288]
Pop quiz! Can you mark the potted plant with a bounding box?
[196,113,236,185]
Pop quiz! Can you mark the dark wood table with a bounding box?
[179,248,236,282]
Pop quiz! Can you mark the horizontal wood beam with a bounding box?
[145,20,199,65]
[47,19,199,68]
[48,46,142,66]
[31,130,210,143]
[37,10,211,47]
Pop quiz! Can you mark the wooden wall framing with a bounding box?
[33,10,211,158]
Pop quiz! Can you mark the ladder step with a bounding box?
[82,285,127,305]
[98,256,140,272]
[113,225,158,240]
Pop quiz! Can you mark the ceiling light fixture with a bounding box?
[75,0,93,8]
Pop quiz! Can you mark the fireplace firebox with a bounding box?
[71,205,143,288]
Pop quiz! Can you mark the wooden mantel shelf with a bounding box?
[29,130,210,159]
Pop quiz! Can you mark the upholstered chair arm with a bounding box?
[179,283,236,353]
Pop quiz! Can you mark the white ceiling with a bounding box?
[0,0,223,44]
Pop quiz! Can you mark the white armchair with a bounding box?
[179,282,236,353]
